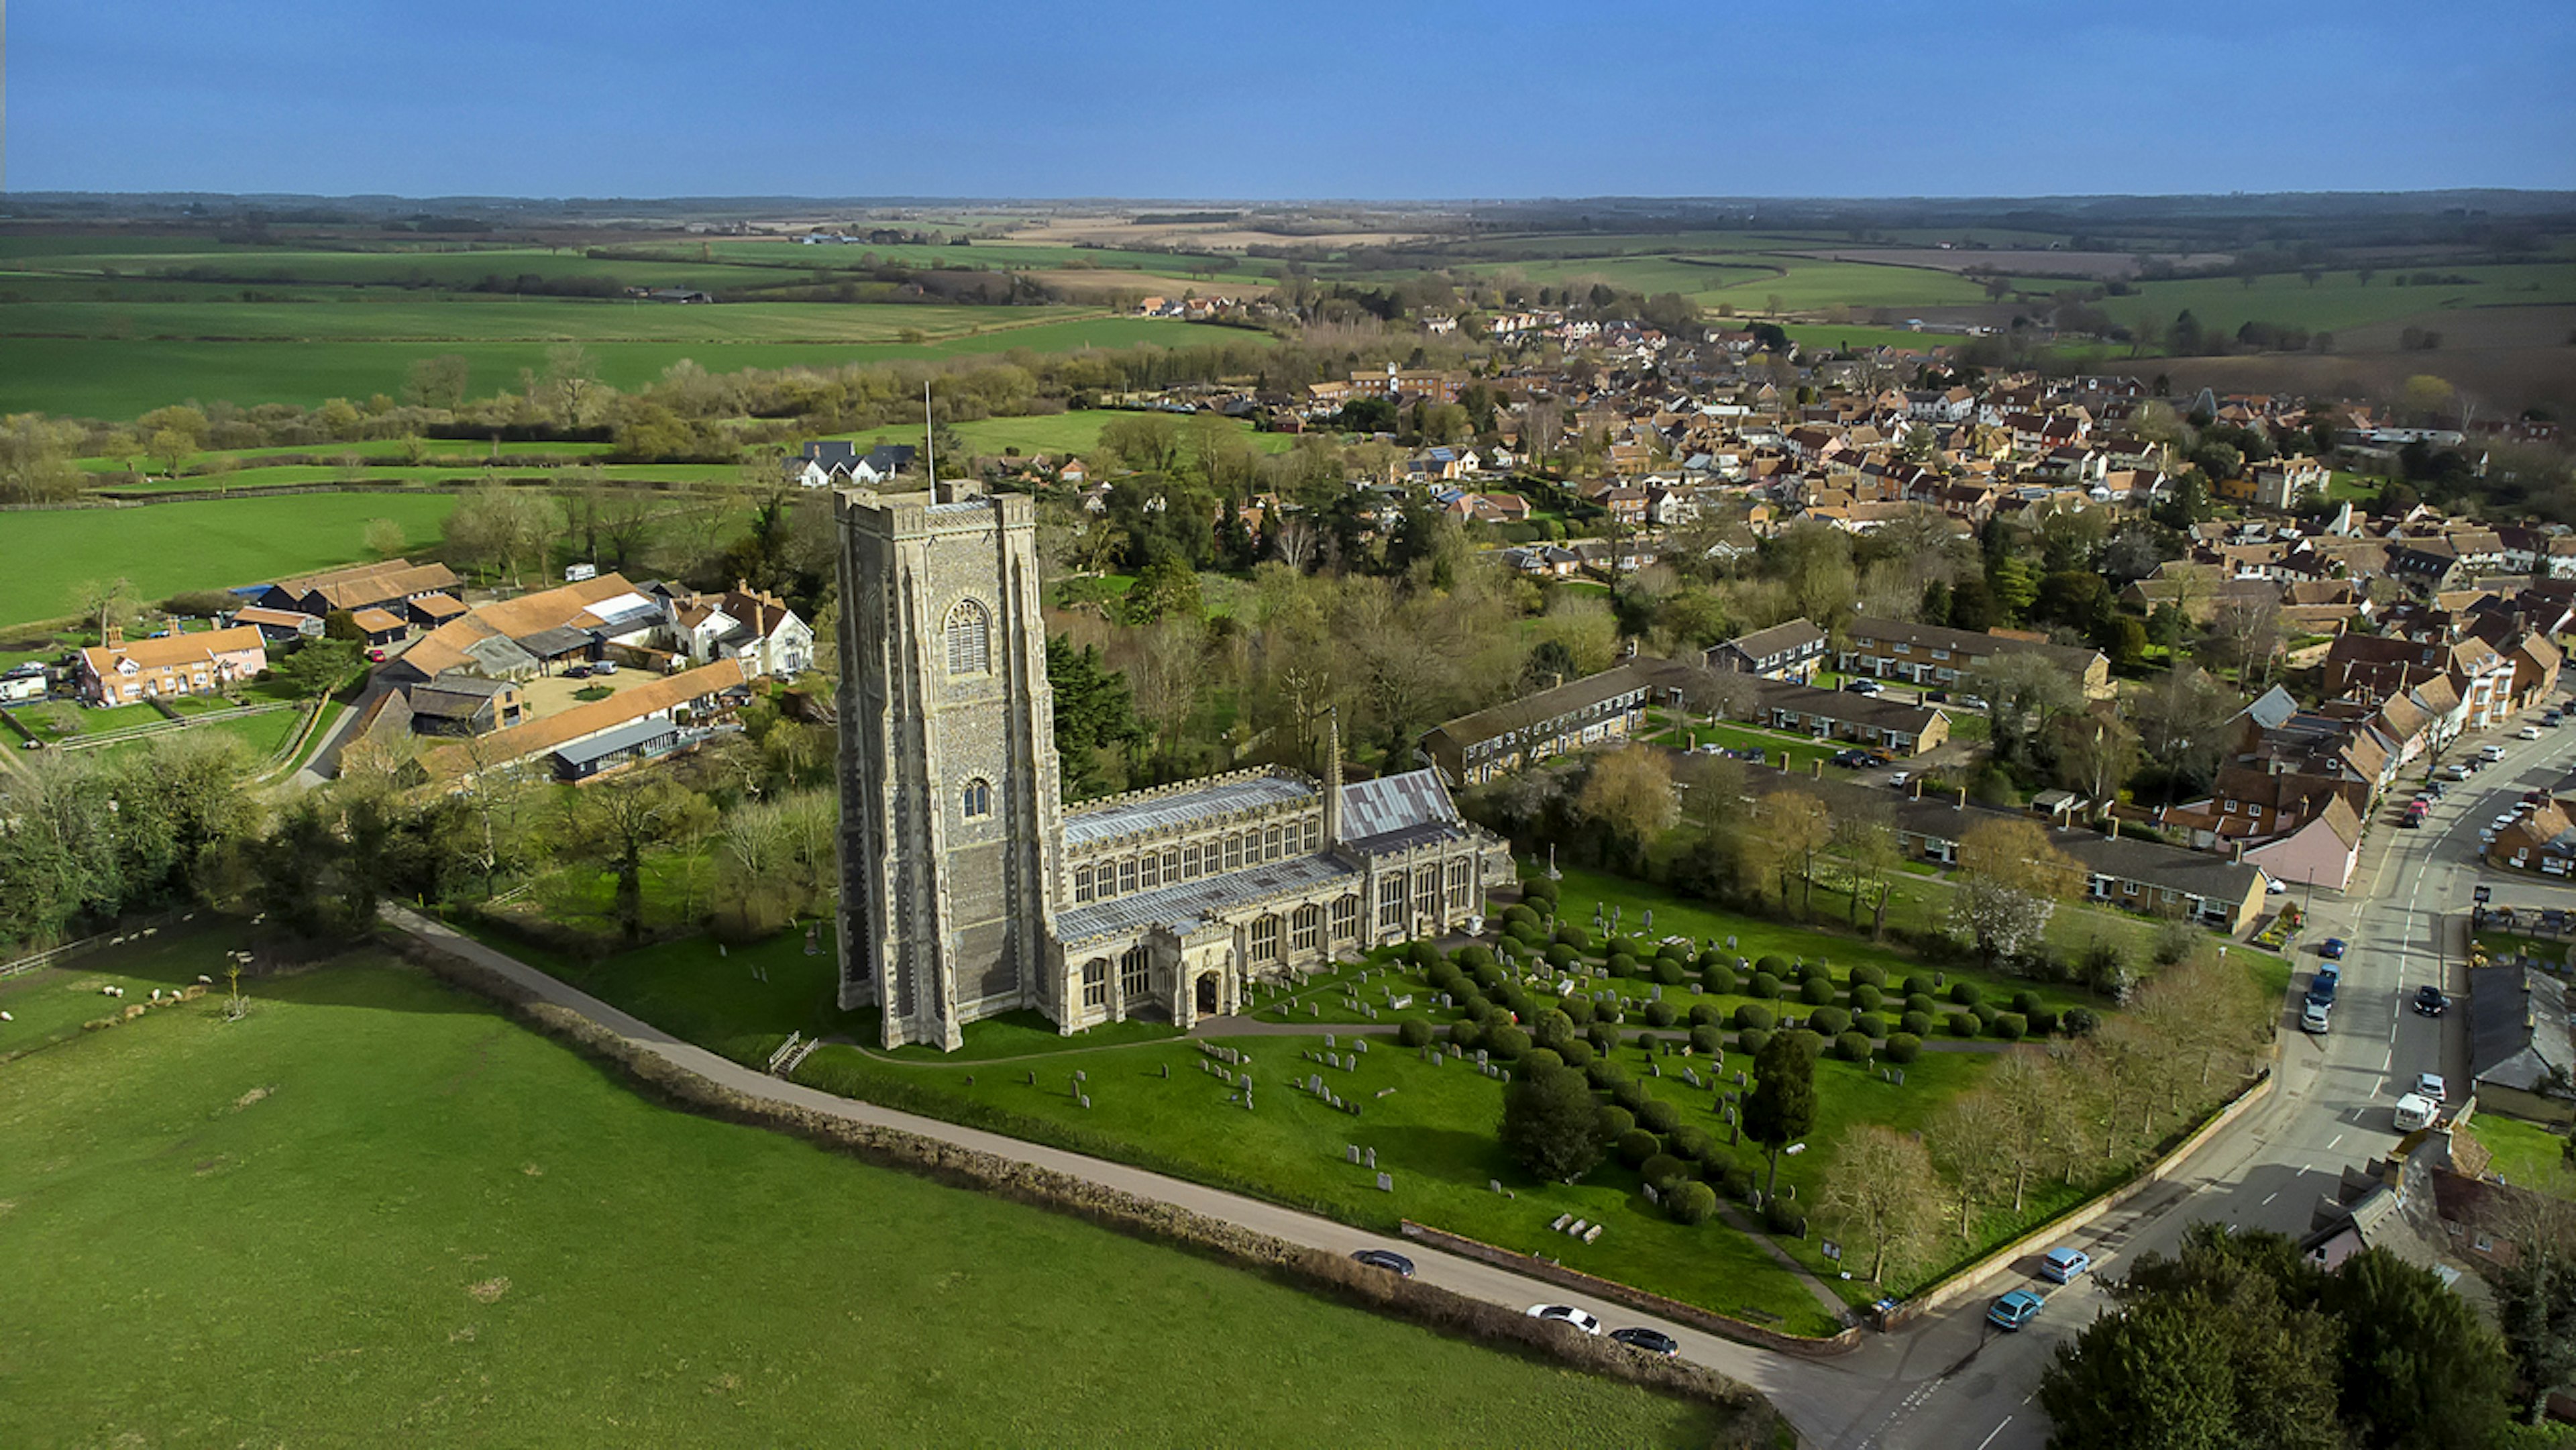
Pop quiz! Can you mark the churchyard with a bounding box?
[499,862,2267,1339]
[0,927,1739,1447]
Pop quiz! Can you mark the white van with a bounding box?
[2393,1094,2438,1132]
[565,562,599,582]
[2478,743,2508,762]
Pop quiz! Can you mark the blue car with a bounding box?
[2039,1247,2092,1284]
[1989,1289,2047,1331]
[2319,938,2347,960]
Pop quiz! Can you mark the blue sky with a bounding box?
[14,1,2573,197]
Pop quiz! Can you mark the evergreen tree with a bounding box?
[1743,1029,1819,1199]
[1499,1063,1605,1182]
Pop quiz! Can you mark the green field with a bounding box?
[0,317,1263,419]
[0,935,1724,1447]
[2086,264,2576,340]
[839,411,1302,459]
[91,705,303,762]
[0,493,458,627]
[2461,1114,2576,1200]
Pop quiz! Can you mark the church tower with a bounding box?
[835,484,1063,1049]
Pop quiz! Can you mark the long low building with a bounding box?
[417,658,753,783]
[1420,663,1656,786]
[2469,966,2573,1125]
[78,625,268,705]
[1749,678,1949,756]
[1836,615,2113,698]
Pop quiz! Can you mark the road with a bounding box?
[1829,708,2575,1449]
[384,707,2571,1449]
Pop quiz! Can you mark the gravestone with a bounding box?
[1161,1064,1169,1080]
[1375,1173,1393,1192]
[1326,1033,1336,1049]
[1644,1182,1660,1204]
[1568,1219,1589,1236]
[1582,1225,1603,1244]
[1079,1094,1091,1109]
[1726,935,1737,950]
[1476,1049,1489,1067]
[1551,1214,1573,1231]
[1490,1180,1505,1194]
[1650,1062,1660,1078]
[1354,1039,1368,1055]
[1364,1147,1377,1170]
[1347,1144,1362,1163]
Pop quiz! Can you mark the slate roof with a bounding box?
[553,716,681,768]
[1055,852,1356,945]
[1341,768,1464,849]
[1062,771,1316,847]
[2469,966,2574,1096]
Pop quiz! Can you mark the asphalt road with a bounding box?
[382,707,2575,1449]
[1819,706,2576,1450]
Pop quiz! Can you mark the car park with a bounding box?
[1988,1290,2047,1331]
[2412,985,2448,1017]
[1526,1304,1603,1335]
[2039,1247,2093,1284]
[2319,938,2347,960]
[1351,1249,1414,1277]
[1609,1327,1680,1356]
[2414,1072,2446,1103]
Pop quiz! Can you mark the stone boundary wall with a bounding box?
[1398,1219,1864,1358]
[384,929,1784,1433]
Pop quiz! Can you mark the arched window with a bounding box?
[1415,866,1442,924]
[1120,944,1152,1002]
[944,599,991,675]
[1250,915,1283,964]
[1081,959,1109,1008]
[1291,904,1322,952]
[961,778,993,819]
[1448,858,1474,911]
[1331,894,1359,942]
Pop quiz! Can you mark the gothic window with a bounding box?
[1118,858,1138,896]
[961,778,993,820]
[1161,847,1179,883]
[1415,866,1442,924]
[1448,858,1473,911]
[1074,864,1095,903]
[1183,841,1203,879]
[1140,851,1161,890]
[1303,818,1320,852]
[1224,834,1243,871]
[1120,944,1152,1001]
[1250,915,1282,963]
[1331,894,1359,941]
[1291,904,1322,952]
[1378,874,1408,930]
[1264,824,1283,860]
[1082,959,1108,1008]
[943,599,991,675]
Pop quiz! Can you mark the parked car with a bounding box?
[1957,694,1992,712]
[1351,1249,1415,1278]
[564,664,592,678]
[1865,748,1896,766]
[2398,813,2424,829]
[365,648,386,662]
[2519,726,2543,740]
[1609,1327,1681,1357]
[2414,1072,2447,1104]
[594,660,619,675]
[2307,974,2339,1008]
[1843,678,1884,696]
[1888,770,1912,789]
[1988,1290,2047,1331]
[2479,744,2508,762]
[2412,985,2448,1017]
[2436,765,2471,782]
[2302,1000,2332,1034]
[1527,1304,1603,1336]
[2319,937,2347,960]
[2039,1247,2093,1284]
[2394,1093,2440,1132]
[2265,878,2288,895]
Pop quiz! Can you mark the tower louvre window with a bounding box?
[944,599,991,675]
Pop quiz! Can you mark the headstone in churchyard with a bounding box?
[1364,1147,1378,1170]
[1347,1144,1362,1163]
[1821,1239,1843,1261]
[1476,1049,1489,1067]
[1161,1064,1169,1079]
[1376,1172,1393,1192]
[1726,935,1737,950]
[1326,1033,1336,1049]
[1552,1213,1573,1231]
[1439,993,1452,1007]
[1311,1003,1321,1017]
[1643,908,1653,931]
[1582,1225,1603,1244]
[1355,1039,1368,1055]
[1028,1070,1036,1085]
[1501,1070,1511,1084]
[1568,1219,1589,1236]
[1644,1182,1660,1204]
[1392,994,1413,1010]
[1079,1094,1091,1108]
[1892,1068,1905,1086]
[1735,1070,1748,1087]
[1684,1067,1701,1088]
[1650,984,1662,1001]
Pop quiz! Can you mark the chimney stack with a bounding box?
[104,626,124,651]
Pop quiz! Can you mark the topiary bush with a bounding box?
[1409,941,1445,969]
[1687,1002,1721,1028]
[1652,958,1686,986]
[1704,965,1738,996]
[1615,1129,1662,1168]
[1558,1038,1595,1069]
[1544,943,1578,970]
[1554,925,1589,949]
[1883,1032,1921,1064]
[1501,904,1539,932]
[1668,1125,1715,1163]
[1560,996,1594,1026]
[1449,1019,1484,1049]
[1749,972,1783,1000]
[1836,1030,1873,1063]
[2063,1006,2100,1036]
[1807,1005,1851,1037]
[1905,992,1937,1017]
[1853,1012,1888,1040]
[1519,876,1558,909]
[1597,999,1624,1025]
[1585,1022,1619,1055]
[1636,1097,1682,1135]
[2027,1006,2059,1037]
[1397,1017,1432,1048]
[1848,964,1887,989]
[1950,981,1983,1006]
[1688,1025,1723,1056]
[1755,954,1788,976]
[1764,1200,1807,1238]
[1611,1078,1650,1114]
[1905,974,1937,997]
[2011,990,2044,1019]
[1990,1013,2027,1041]
[1596,1104,1636,1141]
[1737,1027,1773,1058]
[1946,1012,1978,1038]
[1640,1152,1690,1190]
[1607,953,1638,979]
[1800,976,1837,1006]
[1666,1180,1719,1225]
[1643,999,1678,1028]
[1972,1001,2001,1028]
[1900,1009,1933,1038]
[1695,950,1725,972]
[1520,1047,1564,1074]
[1714,1161,1756,1202]
[1733,1003,1776,1031]
[1586,1059,1629,1093]
[1487,1025,1532,1057]
[1851,984,1884,1013]
[1530,1008,1575,1051]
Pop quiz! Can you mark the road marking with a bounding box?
[2328,1133,2344,1151]
[2261,1190,2279,1205]
[1976,1416,2015,1450]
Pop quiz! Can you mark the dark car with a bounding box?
[2307,974,2339,1008]
[1351,1249,1415,1278]
[2318,937,2347,960]
[2412,985,2448,1017]
[1609,1327,1681,1357]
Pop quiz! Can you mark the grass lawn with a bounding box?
[94,705,302,762]
[0,493,458,629]
[2460,1115,2576,1200]
[835,411,1299,459]
[0,935,1727,1447]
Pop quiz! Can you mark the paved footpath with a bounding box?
[383,905,1884,1440]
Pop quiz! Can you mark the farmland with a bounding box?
[837,411,1303,459]
[0,493,460,627]
[0,935,1725,1447]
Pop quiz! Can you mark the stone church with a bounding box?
[834,481,1515,1051]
